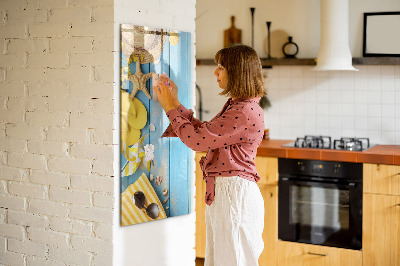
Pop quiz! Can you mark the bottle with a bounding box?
[282,36,299,58]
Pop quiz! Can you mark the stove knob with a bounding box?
[298,161,305,171]
[334,164,341,174]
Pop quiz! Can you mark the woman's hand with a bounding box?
[159,76,180,108]
[153,79,175,114]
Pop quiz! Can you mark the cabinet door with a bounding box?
[259,185,278,266]
[363,193,400,266]
[255,156,278,186]
[195,152,207,258]
[277,241,362,266]
[364,164,400,196]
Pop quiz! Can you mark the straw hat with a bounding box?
[121,24,168,65]
[121,90,148,146]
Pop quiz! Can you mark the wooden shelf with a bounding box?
[196,57,400,67]
[352,57,400,65]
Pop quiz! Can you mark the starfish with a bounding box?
[128,58,154,100]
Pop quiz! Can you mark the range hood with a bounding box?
[314,0,358,71]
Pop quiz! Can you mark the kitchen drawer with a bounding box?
[277,241,362,266]
[255,156,278,186]
[364,164,400,196]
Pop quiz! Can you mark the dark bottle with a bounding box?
[282,36,299,58]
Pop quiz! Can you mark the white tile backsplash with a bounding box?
[381,66,395,77]
[382,90,395,104]
[355,117,368,131]
[367,104,382,118]
[382,105,395,118]
[382,79,395,91]
[367,91,381,105]
[196,65,400,144]
[382,117,396,131]
[395,67,400,78]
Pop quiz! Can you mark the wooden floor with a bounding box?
[195,257,204,266]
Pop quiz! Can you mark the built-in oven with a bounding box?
[278,158,363,250]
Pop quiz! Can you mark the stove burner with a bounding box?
[295,135,332,149]
[286,136,372,151]
[333,137,370,151]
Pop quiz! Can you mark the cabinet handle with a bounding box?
[307,252,328,256]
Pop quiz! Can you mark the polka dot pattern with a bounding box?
[161,97,265,206]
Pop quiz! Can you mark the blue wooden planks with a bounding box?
[149,30,171,217]
[169,31,192,216]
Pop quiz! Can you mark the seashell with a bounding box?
[155,176,163,185]
[162,197,169,204]
[149,174,154,182]
[162,188,168,196]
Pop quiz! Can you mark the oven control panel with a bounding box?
[281,158,362,180]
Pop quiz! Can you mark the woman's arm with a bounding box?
[161,103,203,138]
[154,81,249,151]
[164,107,248,151]
[155,76,203,137]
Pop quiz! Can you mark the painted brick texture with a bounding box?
[0,0,114,264]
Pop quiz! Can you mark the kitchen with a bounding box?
[0,0,398,264]
[195,0,400,265]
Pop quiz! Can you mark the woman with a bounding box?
[154,44,266,266]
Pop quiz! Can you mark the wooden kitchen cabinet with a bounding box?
[195,154,279,264]
[363,163,400,266]
[364,164,400,196]
[363,193,400,266]
[195,152,207,258]
[255,156,278,186]
[259,184,278,266]
[276,241,362,266]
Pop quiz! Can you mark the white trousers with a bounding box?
[205,176,264,266]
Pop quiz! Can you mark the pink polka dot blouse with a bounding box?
[162,97,265,205]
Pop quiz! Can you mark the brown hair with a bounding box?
[214,45,266,99]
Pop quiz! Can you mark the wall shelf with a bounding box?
[196,57,400,67]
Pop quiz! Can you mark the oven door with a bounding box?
[278,176,362,250]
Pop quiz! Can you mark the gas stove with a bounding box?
[283,135,373,151]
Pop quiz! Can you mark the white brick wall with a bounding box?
[0,0,114,265]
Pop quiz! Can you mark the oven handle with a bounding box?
[307,252,328,257]
[280,177,357,189]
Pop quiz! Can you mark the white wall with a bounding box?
[196,0,400,145]
[196,0,400,58]
[0,0,114,265]
[113,1,197,266]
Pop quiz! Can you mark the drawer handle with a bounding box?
[307,252,328,256]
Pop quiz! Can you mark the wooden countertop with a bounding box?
[256,139,400,165]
